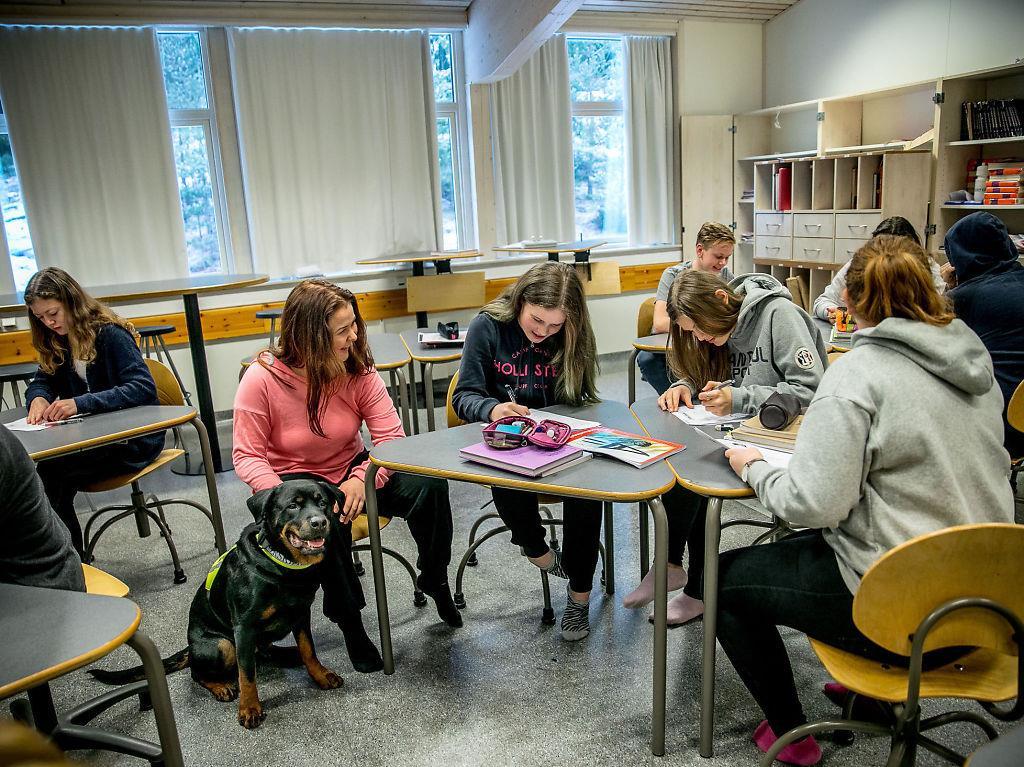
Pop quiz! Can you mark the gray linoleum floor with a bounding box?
[8,352,1023,766]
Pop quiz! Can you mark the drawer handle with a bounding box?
[803,248,822,253]
[803,224,822,230]
[766,246,781,251]
[848,224,869,230]
[767,223,781,228]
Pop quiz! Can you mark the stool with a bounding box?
[256,308,283,347]
[0,362,38,409]
[136,325,192,472]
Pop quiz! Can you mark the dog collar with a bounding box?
[257,533,316,570]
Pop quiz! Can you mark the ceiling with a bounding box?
[577,0,798,22]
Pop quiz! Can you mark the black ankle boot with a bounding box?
[337,618,384,673]
[417,575,463,628]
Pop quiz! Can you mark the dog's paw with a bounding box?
[204,682,238,702]
[315,669,343,690]
[237,701,266,729]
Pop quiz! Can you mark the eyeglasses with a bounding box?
[437,320,459,340]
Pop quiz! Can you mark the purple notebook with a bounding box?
[459,441,591,478]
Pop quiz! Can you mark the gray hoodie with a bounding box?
[747,317,1014,593]
[672,274,828,413]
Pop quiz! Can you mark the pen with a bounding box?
[708,379,735,392]
[504,385,518,404]
[44,418,84,427]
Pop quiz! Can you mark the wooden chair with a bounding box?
[760,523,1024,767]
[1008,380,1023,492]
[81,359,216,584]
[445,372,610,625]
[637,296,657,338]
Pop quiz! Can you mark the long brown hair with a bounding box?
[24,267,138,375]
[846,235,954,327]
[481,261,599,406]
[665,270,741,389]
[264,279,374,438]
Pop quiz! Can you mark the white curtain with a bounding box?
[229,28,441,278]
[624,36,675,246]
[0,26,188,285]
[491,36,574,245]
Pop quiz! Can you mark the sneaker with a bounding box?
[560,590,590,641]
[752,720,822,766]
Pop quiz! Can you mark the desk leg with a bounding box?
[408,360,421,435]
[182,293,224,473]
[699,497,724,758]
[639,500,650,578]
[424,362,436,432]
[364,463,394,674]
[127,632,184,767]
[395,367,412,436]
[602,501,615,595]
[192,416,227,553]
[628,348,639,406]
[649,495,668,757]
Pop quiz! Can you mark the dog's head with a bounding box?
[247,479,342,566]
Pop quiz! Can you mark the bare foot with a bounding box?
[648,592,704,626]
[622,564,686,608]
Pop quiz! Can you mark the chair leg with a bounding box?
[64,681,151,725]
[539,568,555,625]
[455,525,512,609]
[13,380,23,408]
[465,511,502,566]
[539,505,560,551]
[156,336,192,406]
[352,549,365,576]
[602,501,615,595]
[351,544,426,607]
[921,709,998,739]
[759,719,893,767]
[917,734,968,766]
[86,505,187,584]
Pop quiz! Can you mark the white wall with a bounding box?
[680,19,762,115]
[765,0,1024,106]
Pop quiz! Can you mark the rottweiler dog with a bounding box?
[92,479,346,728]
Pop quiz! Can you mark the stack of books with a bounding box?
[459,441,592,478]
[728,414,802,453]
[830,308,856,344]
[981,165,1023,205]
[961,99,1024,141]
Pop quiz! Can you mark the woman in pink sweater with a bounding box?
[233,280,458,672]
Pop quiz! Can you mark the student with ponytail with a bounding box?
[718,236,1014,765]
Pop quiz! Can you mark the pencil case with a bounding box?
[482,417,572,450]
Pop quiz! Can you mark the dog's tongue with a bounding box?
[305,538,325,549]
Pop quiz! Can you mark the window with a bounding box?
[158,30,229,274]
[0,100,38,291]
[430,31,472,251]
[567,36,627,243]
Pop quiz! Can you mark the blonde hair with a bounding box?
[695,221,736,249]
[665,270,741,389]
[846,235,953,327]
[24,268,138,375]
[481,262,599,406]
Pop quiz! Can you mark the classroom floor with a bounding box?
[13,353,1024,766]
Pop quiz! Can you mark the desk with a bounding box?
[1,405,227,555]
[355,250,480,328]
[368,333,413,435]
[399,329,463,434]
[0,273,269,473]
[630,397,756,758]
[628,333,669,405]
[0,583,184,767]
[362,400,678,755]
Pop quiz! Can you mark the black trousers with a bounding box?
[663,484,708,600]
[715,530,962,736]
[490,487,602,594]
[36,441,159,558]
[284,451,454,624]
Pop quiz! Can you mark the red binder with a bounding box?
[777,166,792,212]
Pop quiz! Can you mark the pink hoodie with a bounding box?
[232,353,403,492]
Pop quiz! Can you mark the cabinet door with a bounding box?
[681,115,734,249]
[881,152,932,244]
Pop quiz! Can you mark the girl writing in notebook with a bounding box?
[622,270,828,625]
[719,235,1014,765]
[453,261,601,640]
[233,279,460,674]
[23,267,163,558]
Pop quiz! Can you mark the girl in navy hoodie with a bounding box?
[24,268,161,557]
[453,262,601,640]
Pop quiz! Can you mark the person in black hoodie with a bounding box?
[943,212,1024,457]
[453,262,601,640]
[23,268,163,557]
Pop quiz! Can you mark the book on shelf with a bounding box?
[776,166,791,212]
[728,414,803,454]
[458,441,593,478]
[568,428,683,469]
[961,99,1024,141]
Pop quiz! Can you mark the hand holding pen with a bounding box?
[698,378,735,416]
[488,384,531,422]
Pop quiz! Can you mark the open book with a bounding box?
[569,428,683,468]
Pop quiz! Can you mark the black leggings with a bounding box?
[490,487,603,594]
[715,530,964,736]
[663,484,708,600]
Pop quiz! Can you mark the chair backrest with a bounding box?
[446,371,464,429]
[82,563,129,597]
[853,523,1024,657]
[145,358,185,406]
[1008,379,1024,435]
[636,296,657,338]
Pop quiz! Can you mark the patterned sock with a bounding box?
[560,590,591,641]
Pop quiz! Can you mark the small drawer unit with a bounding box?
[792,237,835,264]
[755,212,793,237]
[793,212,835,238]
[834,211,882,241]
[755,235,792,261]
[834,238,867,264]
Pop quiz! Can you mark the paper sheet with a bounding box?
[716,438,793,469]
[4,416,86,432]
[527,409,601,432]
[671,405,749,426]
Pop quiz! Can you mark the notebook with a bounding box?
[568,428,683,468]
[458,441,592,478]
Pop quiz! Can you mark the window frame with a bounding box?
[431,30,474,252]
[158,27,233,275]
[0,109,39,289]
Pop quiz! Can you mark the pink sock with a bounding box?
[753,720,822,766]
